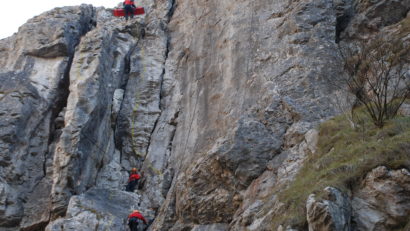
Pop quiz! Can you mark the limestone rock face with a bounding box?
[306,187,352,231]
[229,128,320,231]
[0,0,410,230]
[191,223,229,231]
[303,167,410,231]
[151,0,342,228]
[49,9,142,216]
[341,0,410,39]
[173,118,281,225]
[0,5,96,229]
[352,167,410,231]
[0,3,168,230]
[46,188,154,231]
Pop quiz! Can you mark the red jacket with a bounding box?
[128,211,147,224]
[124,0,135,5]
[128,173,141,182]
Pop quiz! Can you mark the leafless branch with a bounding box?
[334,36,410,127]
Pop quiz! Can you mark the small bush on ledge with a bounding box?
[337,36,410,128]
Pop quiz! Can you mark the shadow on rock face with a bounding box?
[175,117,282,224]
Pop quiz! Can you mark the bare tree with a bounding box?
[338,37,410,127]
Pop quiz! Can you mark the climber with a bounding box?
[112,1,145,17]
[126,168,141,192]
[128,210,147,231]
[123,0,136,20]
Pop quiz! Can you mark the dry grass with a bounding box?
[270,108,410,228]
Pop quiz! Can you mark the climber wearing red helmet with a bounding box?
[123,0,136,20]
[126,168,141,192]
[128,210,147,231]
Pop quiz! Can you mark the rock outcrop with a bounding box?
[304,167,410,231]
[47,188,155,231]
[306,187,352,231]
[341,0,410,39]
[0,5,96,230]
[352,167,410,231]
[0,0,409,230]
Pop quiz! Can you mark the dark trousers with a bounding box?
[124,5,134,20]
[126,180,138,192]
[128,217,139,231]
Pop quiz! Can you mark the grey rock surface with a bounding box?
[150,0,342,228]
[229,128,319,231]
[352,166,410,231]
[112,89,125,124]
[0,0,409,230]
[191,223,229,231]
[170,117,281,225]
[46,188,154,231]
[50,9,142,216]
[306,187,352,231]
[0,5,95,229]
[341,0,410,39]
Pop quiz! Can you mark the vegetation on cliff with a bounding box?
[274,107,410,228]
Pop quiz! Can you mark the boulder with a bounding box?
[306,187,352,231]
[352,166,410,231]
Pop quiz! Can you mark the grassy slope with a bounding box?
[272,110,410,228]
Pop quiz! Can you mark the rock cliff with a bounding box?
[0,0,409,231]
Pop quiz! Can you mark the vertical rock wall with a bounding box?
[149,0,342,229]
[0,2,172,229]
[0,5,96,230]
[0,0,409,230]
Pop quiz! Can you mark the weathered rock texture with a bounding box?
[304,167,410,231]
[150,0,345,229]
[47,188,154,231]
[352,167,410,231]
[306,187,352,231]
[0,5,96,230]
[0,0,409,230]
